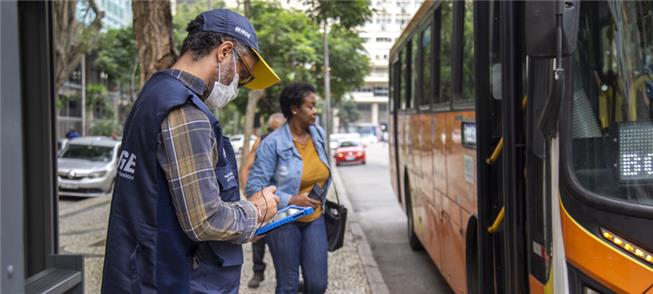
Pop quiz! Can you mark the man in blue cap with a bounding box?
[101,9,281,293]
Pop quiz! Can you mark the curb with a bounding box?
[330,164,390,294]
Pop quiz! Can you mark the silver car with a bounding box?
[57,136,121,197]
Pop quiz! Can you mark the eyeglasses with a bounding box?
[233,50,255,87]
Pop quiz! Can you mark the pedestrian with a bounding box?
[239,112,286,289]
[246,83,332,294]
[101,9,281,293]
[65,127,80,140]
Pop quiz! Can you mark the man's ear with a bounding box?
[216,41,234,63]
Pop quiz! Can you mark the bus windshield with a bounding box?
[571,1,653,206]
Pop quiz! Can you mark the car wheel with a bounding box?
[361,161,366,165]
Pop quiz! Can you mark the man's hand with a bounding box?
[248,185,280,224]
[288,192,320,208]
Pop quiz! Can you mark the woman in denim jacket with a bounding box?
[245,83,332,294]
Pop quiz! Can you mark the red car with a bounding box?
[334,139,366,166]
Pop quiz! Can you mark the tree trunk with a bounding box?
[132,0,177,87]
[322,20,332,158]
[53,0,104,94]
[240,90,265,168]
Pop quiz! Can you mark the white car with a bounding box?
[230,134,257,154]
[330,133,361,149]
[347,124,381,146]
[57,136,121,197]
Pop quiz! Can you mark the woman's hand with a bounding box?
[288,192,320,208]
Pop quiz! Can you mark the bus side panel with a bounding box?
[398,113,409,211]
[420,113,435,205]
[444,111,476,294]
[389,111,398,198]
[446,110,477,214]
[425,191,444,272]
[433,113,449,196]
[408,113,422,188]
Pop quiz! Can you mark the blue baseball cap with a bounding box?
[199,9,280,90]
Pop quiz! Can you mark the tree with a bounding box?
[173,0,225,51]
[304,0,373,150]
[337,97,360,131]
[132,0,177,87]
[85,83,113,131]
[53,0,104,93]
[238,1,324,167]
[95,28,138,90]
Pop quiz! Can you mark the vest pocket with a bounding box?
[215,165,237,191]
[129,243,143,294]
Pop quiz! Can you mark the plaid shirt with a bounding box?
[156,69,257,244]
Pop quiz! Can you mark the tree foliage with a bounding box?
[53,0,104,93]
[304,0,374,29]
[173,0,225,52]
[95,27,138,86]
[244,1,369,115]
[337,97,360,130]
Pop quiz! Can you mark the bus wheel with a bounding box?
[466,217,480,294]
[405,176,423,251]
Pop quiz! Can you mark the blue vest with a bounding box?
[101,71,243,293]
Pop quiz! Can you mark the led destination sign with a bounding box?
[619,123,653,181]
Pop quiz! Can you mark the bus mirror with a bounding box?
[524,0,580,57]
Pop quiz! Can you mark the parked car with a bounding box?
[57,136,121,197]
[230,134,257,154]
[334,138,366,166]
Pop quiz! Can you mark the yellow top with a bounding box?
[293,138,329,222]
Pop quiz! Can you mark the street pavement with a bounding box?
[336,143,453,294]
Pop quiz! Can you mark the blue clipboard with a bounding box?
[255,205,314,235]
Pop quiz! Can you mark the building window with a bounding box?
[376,37,392,43]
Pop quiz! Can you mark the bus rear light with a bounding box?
[600,228,653,266]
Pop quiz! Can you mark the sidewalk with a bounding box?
[238,164,389,293]
[58,164,387,293]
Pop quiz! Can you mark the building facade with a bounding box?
[346,0,422,127]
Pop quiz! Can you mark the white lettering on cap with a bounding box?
[234,27,251,39]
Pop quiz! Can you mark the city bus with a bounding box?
[388,1,653,293]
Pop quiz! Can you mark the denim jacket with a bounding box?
[245,123,332,209]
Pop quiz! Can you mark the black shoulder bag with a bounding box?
[314,125,347,252]
[324,184,347,252]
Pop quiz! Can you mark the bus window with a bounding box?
[460,0,475,104]
[400,49,407,110]
[412,35,419,109]
[490,0,502,100]
[440,1,454,105]
[570,1,653,207]
[421,24,433,109]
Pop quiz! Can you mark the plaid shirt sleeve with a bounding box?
[157,104,258,244]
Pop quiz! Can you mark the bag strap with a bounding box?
[314,126,341,206]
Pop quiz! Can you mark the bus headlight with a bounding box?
[601,228,653,266]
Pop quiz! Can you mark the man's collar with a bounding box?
[165,69,209,99]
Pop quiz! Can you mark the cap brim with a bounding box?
[244,48,280,90]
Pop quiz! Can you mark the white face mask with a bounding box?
[205,53,240,110]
